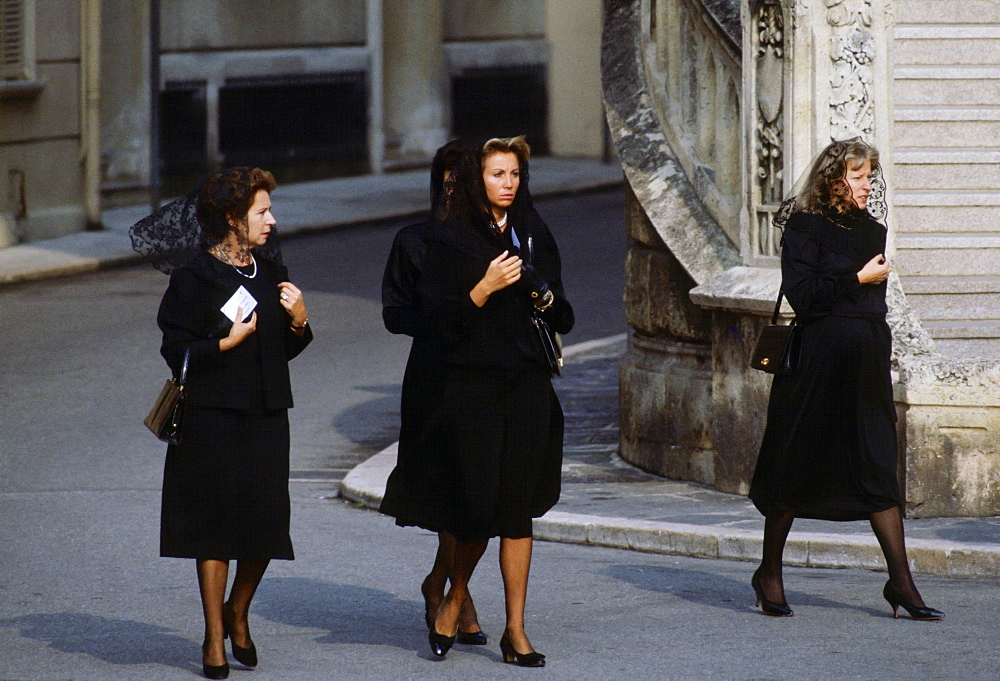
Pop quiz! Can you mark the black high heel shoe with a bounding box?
[428,627,456,658]
[499,632,545,667]
[223,602,258,668]
[201,643,230,680]
[751,569,793,617]
[202,662,230,680]
[882,581,944,621]
[457,629,488,645]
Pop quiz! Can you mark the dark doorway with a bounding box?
[451,64,549,154]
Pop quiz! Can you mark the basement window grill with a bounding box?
[218,71,369,173]
[160,80,208,177]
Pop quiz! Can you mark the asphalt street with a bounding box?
[2,188,999,680]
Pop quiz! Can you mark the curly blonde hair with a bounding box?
[800,138,879,215]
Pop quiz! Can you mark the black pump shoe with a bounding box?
[751,569,793,617]
[202,662,230,680]
[223,602,259,667]
[457,629,488,645]
[429,627,456,658]
[883,581,944,621]
[499,632,545,667]
[201,643,229,680]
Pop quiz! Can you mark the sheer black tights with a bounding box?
[869,505,926,607]
[757,505,926,607]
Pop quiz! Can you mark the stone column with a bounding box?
[382,0,447,165]
[100,0,151,201]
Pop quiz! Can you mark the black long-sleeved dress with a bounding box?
[749,209,901,520]
[380,214,574,542]
[157,251,312,559]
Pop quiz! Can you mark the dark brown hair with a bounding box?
[197,167,276,242]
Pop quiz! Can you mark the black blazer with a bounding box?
[157,250,313,412]
[419,214,574,370]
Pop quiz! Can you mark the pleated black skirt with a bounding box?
[160,406,294,560]
[381,364,564,542]
[749,314,901,520]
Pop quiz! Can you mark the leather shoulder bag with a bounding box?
[144,347,190,444]
[750,291,800,375]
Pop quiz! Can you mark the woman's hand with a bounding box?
[470,250,522,307]
[857,253,890,285]
[279,282,309,334]
[220,307,257,351]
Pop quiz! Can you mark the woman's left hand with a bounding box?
[278,282,308,327]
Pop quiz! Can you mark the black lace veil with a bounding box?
[773,136,887,233]
[129,185,283,275]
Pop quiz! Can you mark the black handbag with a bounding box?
[525,235,563,376]
[751,291,800,375]
[144,348,190,444]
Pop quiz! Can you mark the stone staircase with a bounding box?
[892,0,1000,360]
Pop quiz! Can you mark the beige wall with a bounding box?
[161,0,367,50]
[444,0,545,40]
[0,1,86,245]
[383,0,449,162]
[546,0,604,158]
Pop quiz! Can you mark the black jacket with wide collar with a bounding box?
[419,213,573,371]
[157,250,312,412]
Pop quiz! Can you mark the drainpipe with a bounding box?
[81,0,102,229]
[366,0,384,173]
[149,0,161,211]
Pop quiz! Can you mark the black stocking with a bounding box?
[869,505,925,606]
[757,510,795,603]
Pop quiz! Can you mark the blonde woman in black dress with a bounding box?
[383,137,573,666]
[156,167,312,678]
[749,139,942,621]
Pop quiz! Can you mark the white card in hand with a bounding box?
[220,285,258,322]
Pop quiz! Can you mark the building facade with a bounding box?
[1,0,605,243]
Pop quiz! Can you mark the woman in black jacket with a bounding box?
[156,167,312,678]
[383,137,573,666]
[749,139,941,621]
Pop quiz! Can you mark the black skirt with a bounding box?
[381,364,564,542]
[160,406,294,560]
[749,314,901,520]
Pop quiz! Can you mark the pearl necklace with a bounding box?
[215,247,257,279]
[495,212,508,229]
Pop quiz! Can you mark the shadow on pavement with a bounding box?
[1,612,198,675]
[254,577,422,652]
[603,564,885,618]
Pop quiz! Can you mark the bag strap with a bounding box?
[771,291,784,325]
[178,347,191,387]
[525,234,534,265]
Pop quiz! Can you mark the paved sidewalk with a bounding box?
[341,335,1000,579]
[0,157,623,286]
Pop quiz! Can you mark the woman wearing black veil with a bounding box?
[131,167,313,678]
[382,137,573,666]
[749,138,942,621]
[380,139,488,643]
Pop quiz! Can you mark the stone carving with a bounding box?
[827,0,876,139]
[753,0,784,256]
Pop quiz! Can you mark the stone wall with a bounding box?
[604,0,1000,516]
